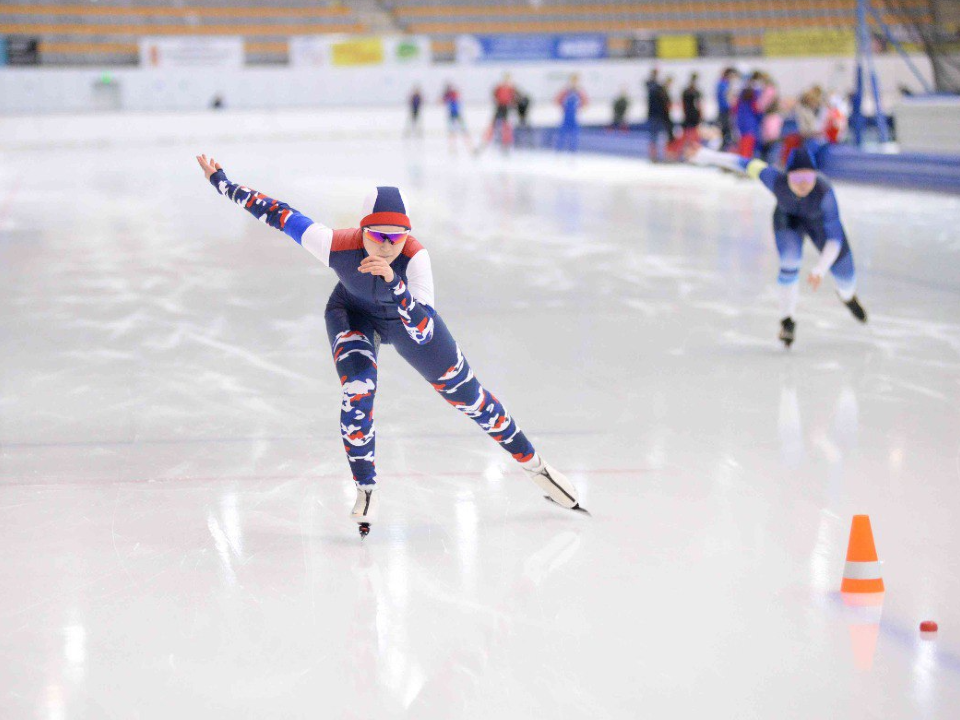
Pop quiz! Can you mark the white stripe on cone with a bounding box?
[843,560,882,580]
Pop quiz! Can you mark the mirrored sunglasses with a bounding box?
[364,228,410,245]
[788,170,816,183]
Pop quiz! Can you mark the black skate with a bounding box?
[842,295,868,323]
[779,317,796,348]
[358,523,371,539]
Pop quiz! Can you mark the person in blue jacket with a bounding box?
[688,145,868,347]
[555,73,588,153]
[195,154,585,536]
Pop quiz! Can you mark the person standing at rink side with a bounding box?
[687,145,868,347]
[680,73,702,155]
[735,72,764,159]
[716,67,739,150]
[611,86,630,130]
[515,90,531,127]
[406,86,423,138]
[194,154,586,537]
[478,73,517,154]
[554,73,588,154]
[441,82,471,151]
[645,68,670,163]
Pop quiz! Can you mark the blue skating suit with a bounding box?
[208,170,537,486]
[555,87,587,153]
[742,159,856,296]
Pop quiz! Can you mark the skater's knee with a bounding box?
[340,375,376,421]
[778,266,800,284]
[333,330,377,370]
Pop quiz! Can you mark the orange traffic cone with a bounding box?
[840,515,884,593]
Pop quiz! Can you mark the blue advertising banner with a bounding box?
[456,34,607,63]
[0,37,7,66]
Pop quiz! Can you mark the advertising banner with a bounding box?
[698,33,734,58]
[330,37,384,66]
[387,36,432,65]
[656,34,698,59]
[289,35,432,67]
[139,36,244,68]
[456,34,607,63]
[0,37,6,67]
[763,29,856,57]
[5,36,40,65]
[288,35,328,67]
[628,34,657,59]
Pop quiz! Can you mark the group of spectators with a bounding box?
[613,67,849,166]
[405,68,850,166]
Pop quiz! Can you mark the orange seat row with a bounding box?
[0,22,367,36]
[406,12,924,35]
[0,4,352,19]
[393,0,911,19]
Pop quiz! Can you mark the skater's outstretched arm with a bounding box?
[687,147,780,190]
[196,154,334,266]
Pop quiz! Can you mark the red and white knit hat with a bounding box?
[360,186,411,230]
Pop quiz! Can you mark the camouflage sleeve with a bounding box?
[386,274,435,345]
[208,168,314,242]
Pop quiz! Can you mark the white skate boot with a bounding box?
[523,459,588,513]
[351,484,378,539]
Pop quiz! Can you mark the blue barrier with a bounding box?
[819,145,960,193]
[515,126,960,194]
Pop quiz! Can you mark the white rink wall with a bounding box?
[0,54,932,118]
[0,106,541,151]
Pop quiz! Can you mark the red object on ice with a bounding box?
[920,621,938,632]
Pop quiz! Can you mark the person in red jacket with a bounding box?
[477,73,517,154]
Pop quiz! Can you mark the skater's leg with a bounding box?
[773,220,803,346]
[334,329,379,485]
[389,314,537,464]
[325,300,379,487]
[829,250,867,322]
[829,251,856,302]
[389,313,582,508]
[774,227,803,317]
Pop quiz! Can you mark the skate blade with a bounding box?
[544,496,591,516]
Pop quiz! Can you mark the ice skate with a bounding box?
[351,484,378,539]
[779,317,796,348]
[523,459,588,513]
[842,295,867,323]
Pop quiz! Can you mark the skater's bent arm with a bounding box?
[809,190,845,280]
[387,252,436,345]
[404,249,435,308]
[819,188,845,245]
[810,240,843,280]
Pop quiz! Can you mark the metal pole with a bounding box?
[858,0,890,143]
[865,2,934,93]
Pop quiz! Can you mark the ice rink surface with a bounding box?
[2,115,960,719]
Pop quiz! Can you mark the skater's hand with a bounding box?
[196,153,223,180]
[359,255,395,284]
[807,271,823,291]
